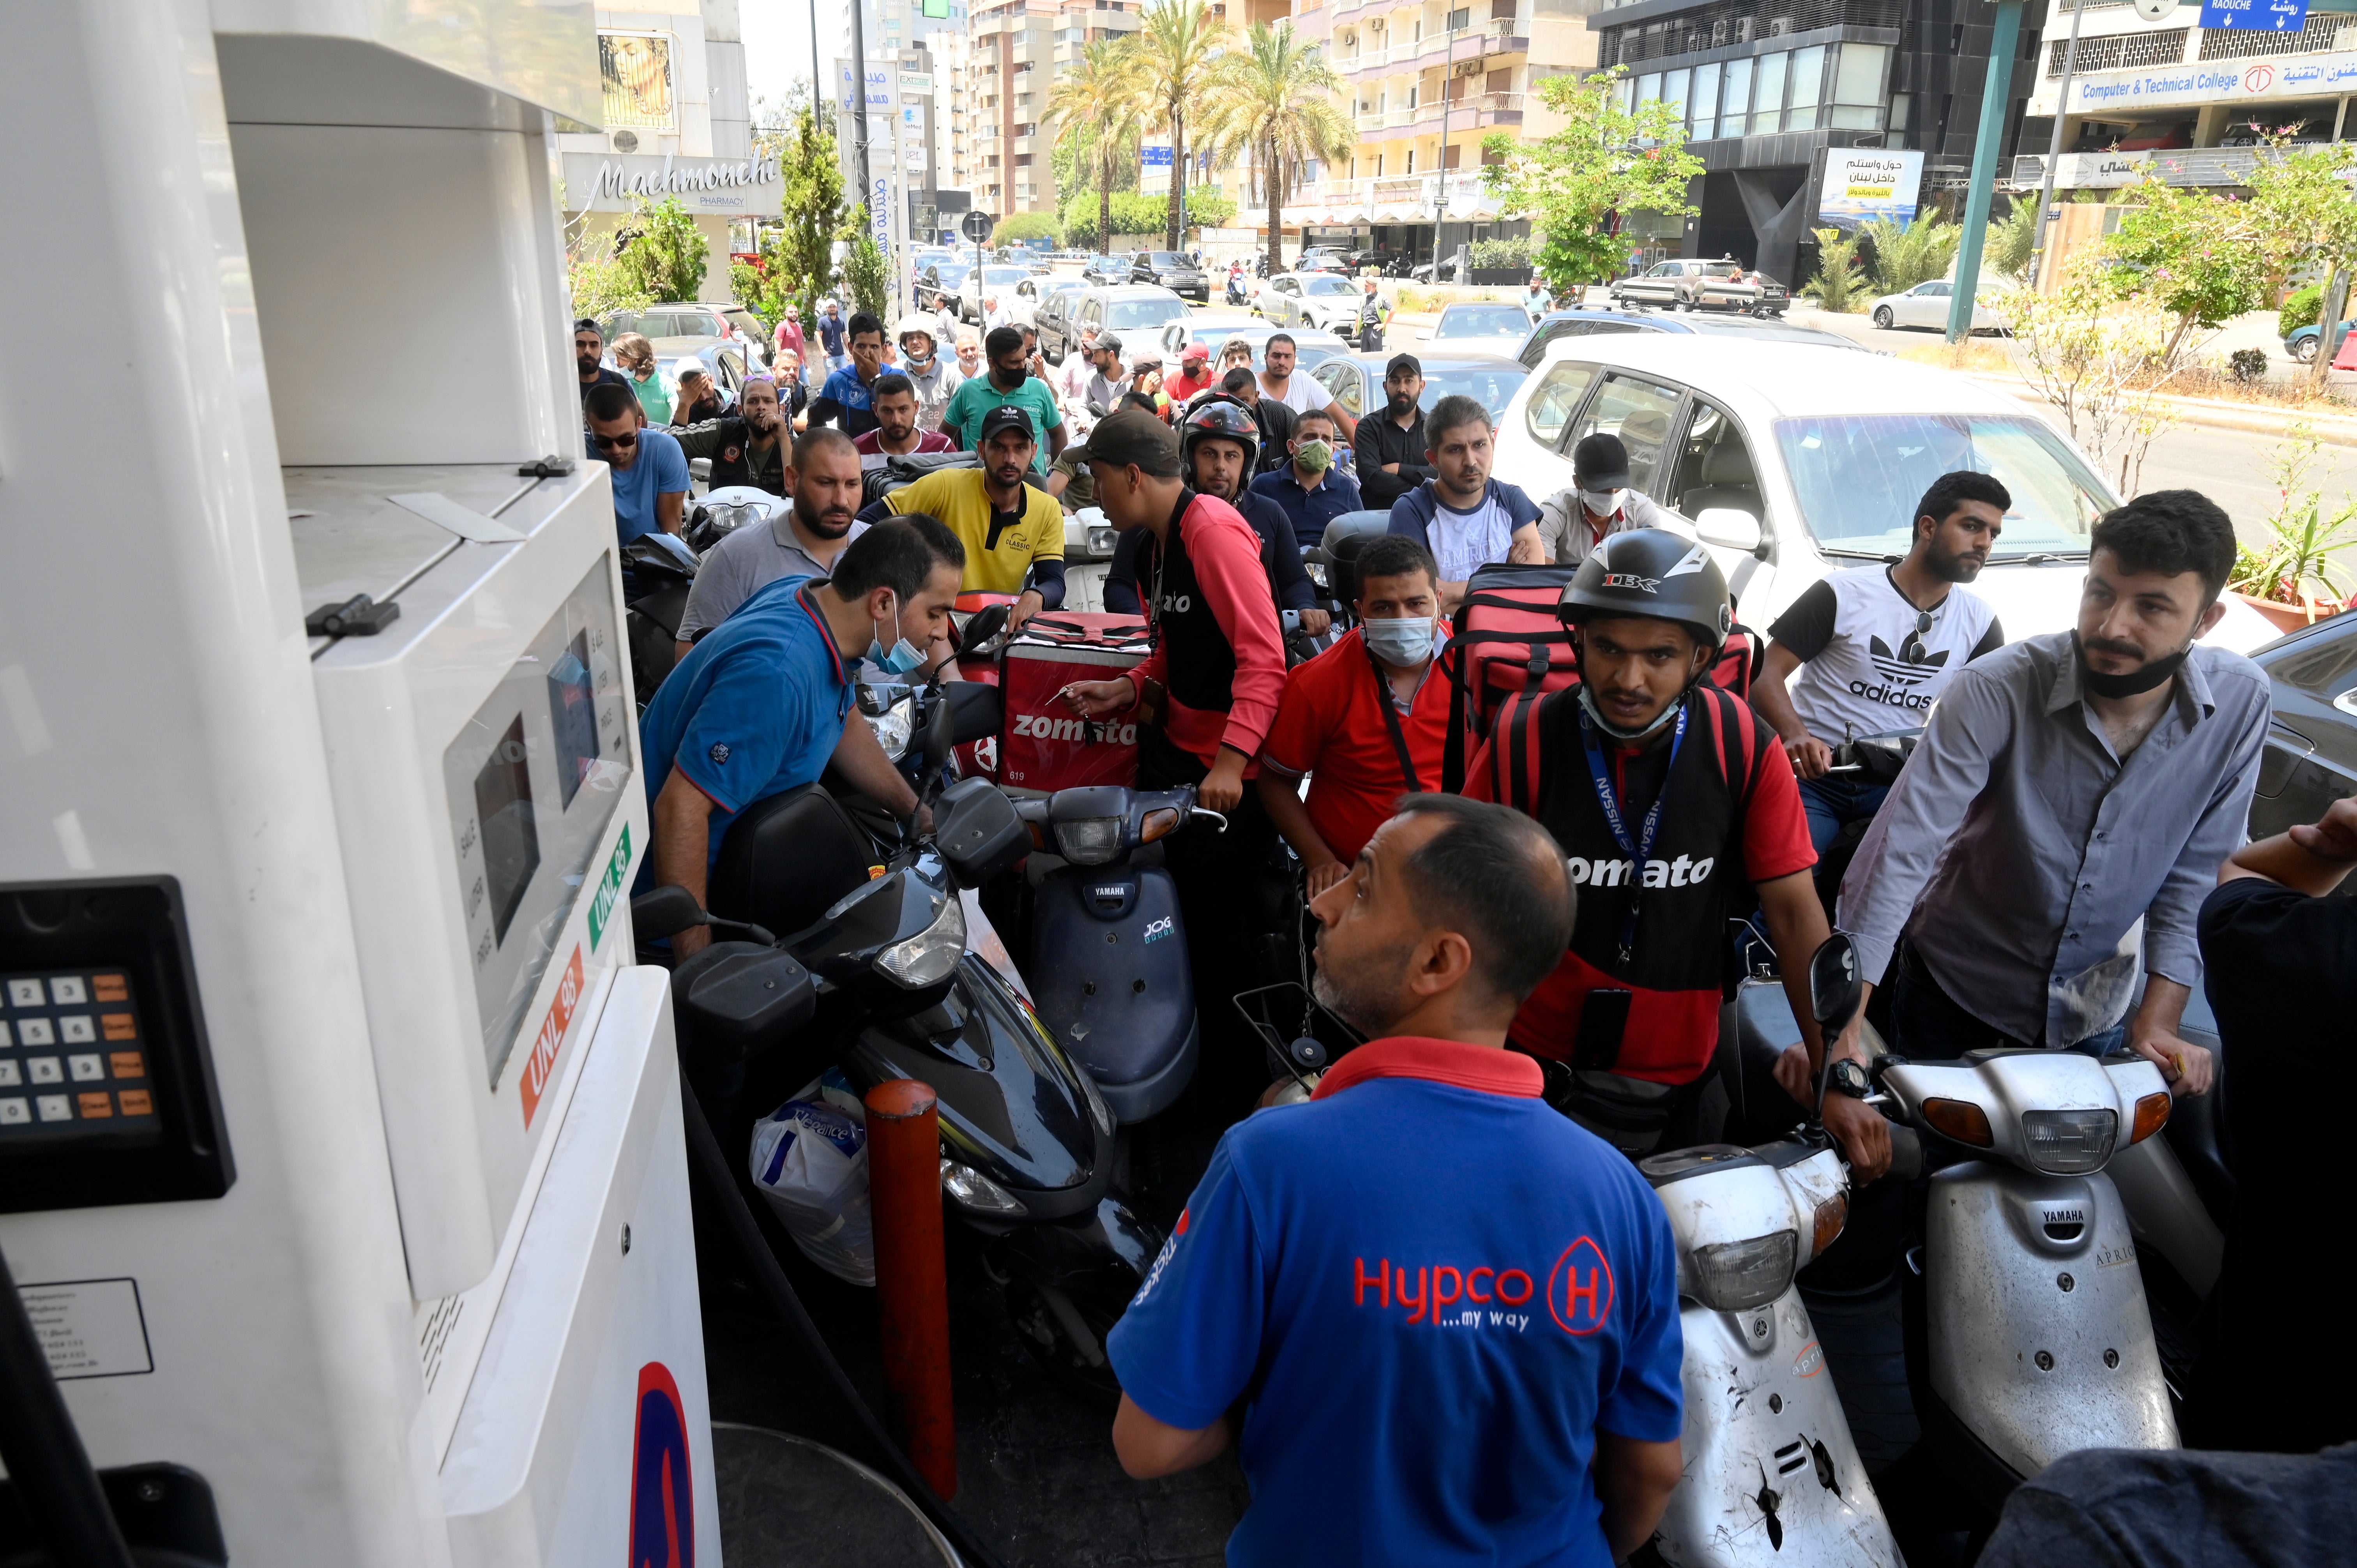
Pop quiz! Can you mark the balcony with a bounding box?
[1353,90,1525,138]
[1338,15,1529,75]
[1234,170,1506,223]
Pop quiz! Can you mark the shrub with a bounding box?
[2229,347,2269,383]
[1469,237,1533,271]
[992,211,1062,247]
[2280,284,2324,343]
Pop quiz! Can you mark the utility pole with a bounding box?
[811,0,825,120]
[2027,0,2087,289]
[1435,9,1455,273]
[1948,0,2025,343]
[850,0,874,229]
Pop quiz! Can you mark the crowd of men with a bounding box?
[578,302,2343,1568]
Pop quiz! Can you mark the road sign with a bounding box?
[961,209,994,243]
[2200,0,2305,30]
[2132,0,2178,19]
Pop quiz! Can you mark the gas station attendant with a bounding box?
[639,517,965,955]
[1106,795,1686,1566]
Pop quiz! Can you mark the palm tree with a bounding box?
[1131,0,1228,250]
[1044,37,1146,253]
[1203,23,1355,279]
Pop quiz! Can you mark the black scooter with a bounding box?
[642,687,1162,1395]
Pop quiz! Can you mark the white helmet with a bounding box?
[896,314,938,348]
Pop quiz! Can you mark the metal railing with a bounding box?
[2044,28,2188,75]
[2198,14,2355,59]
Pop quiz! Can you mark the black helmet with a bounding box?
[1180,396,1262,478]
[1559,528,1733,653]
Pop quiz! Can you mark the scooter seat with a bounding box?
[711,784,877,939]
[1958,1045,2047,1066]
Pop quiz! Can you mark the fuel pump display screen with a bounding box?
[443,558,632,1087]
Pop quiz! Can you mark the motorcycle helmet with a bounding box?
[1179,396,1262,475]
[895,314,938,355]
[1559,528,1733,738]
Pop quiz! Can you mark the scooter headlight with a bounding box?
[940,1157,1028,1217]
[864,695,917,763]
[1686,1230,1799,1314]
[1087,525,1118,556]
[874,891,965,989]
[2021,1108,2117,1175]
[1053,816,1124,865]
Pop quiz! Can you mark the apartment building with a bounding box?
[972,0,1145,215]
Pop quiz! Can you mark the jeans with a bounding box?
[1886,936,2127,1061]
[1796,774,1889,862]
[825,353,851,375]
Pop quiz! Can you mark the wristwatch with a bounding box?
[1825,1058,1873,1100]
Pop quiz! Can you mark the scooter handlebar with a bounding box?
[1883,1122,1925,1183]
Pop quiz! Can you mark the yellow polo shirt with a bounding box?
[885,468,1065,596]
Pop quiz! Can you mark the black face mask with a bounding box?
[2073,630,2189,698]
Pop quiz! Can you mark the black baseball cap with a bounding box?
[1573,432,1632,490]
[979,404,1036,445]
[1082,408,1181,477]
[1385,352,1422,380]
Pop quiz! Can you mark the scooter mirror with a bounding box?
[631,885,709,940]
[917,686,954,801]
[946,681,1003,745]
[1808,932,1862,1035]
[961,603,1011,652]
[933,776,1029,888]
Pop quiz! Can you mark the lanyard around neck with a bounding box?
[1364,634,1423,793]
[1579,702,1688,966]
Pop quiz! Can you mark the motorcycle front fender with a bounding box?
[993,1193,1164,1301]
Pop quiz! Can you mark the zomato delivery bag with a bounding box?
[998,613,1153,795]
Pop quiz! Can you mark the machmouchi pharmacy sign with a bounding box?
[560,152,783,214]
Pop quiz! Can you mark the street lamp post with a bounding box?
[1436,10,1457,271]
[1947,0,2025,343]
[2028,0,2088,287]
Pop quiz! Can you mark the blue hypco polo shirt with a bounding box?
[638,575,852,865]
[1106,1037,1683,1568]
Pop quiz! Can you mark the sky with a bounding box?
[742,0,859,123]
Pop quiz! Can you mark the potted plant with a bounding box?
[2230,423,2357,633]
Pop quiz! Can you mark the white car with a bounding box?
[1869,279,2006,335]
[1491,335,2277,653]
[1256,271,1361,337]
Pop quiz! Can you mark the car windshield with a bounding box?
[1435,306,1532,339]
[982,267,1030,285]
[1417,363,1532,423]
[936,264,972,283]
[1107,297,1188,330]
[1147,253,1189,267]
[1776,415,2112,555]
[1303,275,1356,296]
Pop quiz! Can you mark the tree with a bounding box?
[1047,37,1149,256]
[1480,68,1703,292]
[1202,23,1355,277]
[841,219,891,322]
[614,194,709,303]
[776,104,852,333]
[1800,227,1867,313]
[1995,268,2186,496]
[993,211,1063,246]
[1861,212,1959,295]
[567,222,656,323]
[1131,0,1228,250]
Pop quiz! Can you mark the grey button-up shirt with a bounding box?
[1839,630,2268,1046]
[675,509,867,642]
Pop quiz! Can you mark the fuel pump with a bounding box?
[0,2,713,1562]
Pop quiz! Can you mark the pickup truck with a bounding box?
[1611,258,1788,315]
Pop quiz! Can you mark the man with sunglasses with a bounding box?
[1749,471,2009,886]
[585,380,689,548]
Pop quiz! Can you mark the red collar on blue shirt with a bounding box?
[1309,1036,1543,1102]
[794,582,852,710]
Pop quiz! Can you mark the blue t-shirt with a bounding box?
[637,576,852,865]
[595,427,691,546]
[1251,464,1366,552]
[1106,1037,1683,1568]
[818,315,848,355]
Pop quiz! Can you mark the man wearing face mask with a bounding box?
[640,515,964,957]
[672,375,793,496]
[675,428,870,655]
[1464,530,1885,1176]
[1534,434,1670,567]
[1832,491,2265,1099]
[1250,408,1364,553]
[1258,536,1455,895]
[894,316,962,432]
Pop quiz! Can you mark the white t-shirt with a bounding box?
[1262,373,1330,416]
[1426,492,1518,585]
[1769,567,2004,742]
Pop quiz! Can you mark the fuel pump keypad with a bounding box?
[0,970,158,1137]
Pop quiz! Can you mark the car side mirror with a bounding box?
[1808,932,1862,1036]
[1694,507,1765,559]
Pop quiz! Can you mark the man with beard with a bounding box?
[672,376,794,496]
[1749,470,2010,885]
[1832,490,2264,1095]
[1384,396,1544,613]
[574,318,631,403]
[852,374,956,467]
[876,404,1065,629]
[941,327,1068,476]
[1104,795,1686,1568]
[1256,334,1355,441]
[809,313,890,440]
[1351,354,1436,512]
[673,427,869,655]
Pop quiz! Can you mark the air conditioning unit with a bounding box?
[1765,16,1793,34]
[611,129,640,154]
[1454,58,1482,75]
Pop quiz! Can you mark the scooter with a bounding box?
[620,530,700,707]
[1806,932,2181,1521]
[1008,786,1224,1123]
[650,688,1164,1394]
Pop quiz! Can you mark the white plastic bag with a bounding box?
[749,1079,875,1286]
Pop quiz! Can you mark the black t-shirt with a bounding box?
[2185,875,2357,1451]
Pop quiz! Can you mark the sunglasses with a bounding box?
[1899,608,1934,664]
[590,431,638,450]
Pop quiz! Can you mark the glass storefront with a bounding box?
[1627,40,1889,141]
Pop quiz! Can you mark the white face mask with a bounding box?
[1579,488,1624,517]
[1361,614,1435,667]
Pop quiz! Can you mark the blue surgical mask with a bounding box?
[1362,615,1435,667]
[863,594,928,676]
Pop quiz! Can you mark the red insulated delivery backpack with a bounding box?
[994,613,1154,795]
[1440,563,1581,793]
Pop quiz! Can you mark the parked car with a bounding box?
[915,261,973,314]
[1130,250,1210,301]
[2285,318,2355,364]
[1428,302,1537,346]
[1034,285,1191,362]
[966,265,1047,324]
[1611,258,1784,313]
[1256,272,1360,336]
[1868,279,2007,335]
[606,300,774,368]
[1153,319,1352,376]
[1515,307,1871,369]
[1082,254,1131,286]
[1293,250,1350,274]
[2244,609,2357,860]
[1490,334,2280,652]
[1307,350,1531,429]
[1408,254,1462,284]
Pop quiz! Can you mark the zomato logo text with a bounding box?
[1011,713,1139,745]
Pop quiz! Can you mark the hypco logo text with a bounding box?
[1600,572,1659,593]
[1012,714,1139,744]
[1567,853,1715,888]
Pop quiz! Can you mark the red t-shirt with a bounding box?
[1261,629,1457,866]
[1165,369,1214,404]
[853,428,956,456]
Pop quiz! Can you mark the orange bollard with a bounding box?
[863,1078,957,1499]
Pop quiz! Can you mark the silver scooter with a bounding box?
[1808,934,2180,1519]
